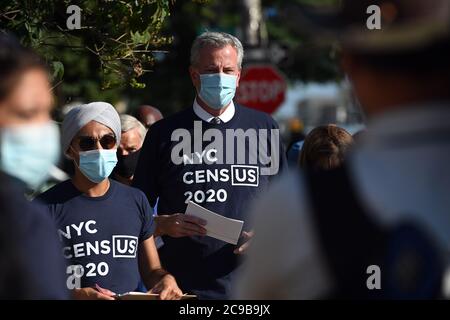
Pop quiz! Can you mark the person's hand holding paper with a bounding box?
[154,213,207,238]
[185,201,244,245]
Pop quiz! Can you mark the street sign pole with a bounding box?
[238,0,287,114]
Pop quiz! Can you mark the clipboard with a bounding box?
[114,291,197,300]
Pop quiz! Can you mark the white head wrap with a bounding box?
[61,102,121,155]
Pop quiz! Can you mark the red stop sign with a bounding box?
[236,64,287,114]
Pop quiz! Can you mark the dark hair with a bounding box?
[0,33,48,102]
[299,124,354,171]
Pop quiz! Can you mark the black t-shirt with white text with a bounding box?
[133,104,286,299]
[36,179,155,294]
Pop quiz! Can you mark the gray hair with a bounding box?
[120,114,147,140]
[190,31,244,69]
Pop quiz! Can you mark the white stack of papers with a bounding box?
[185,201,244,245]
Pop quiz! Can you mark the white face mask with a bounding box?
[0,121,60,189]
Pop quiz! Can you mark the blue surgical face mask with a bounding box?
[0,121,60,189]
[77,149,117,183]
[199,73,237,109]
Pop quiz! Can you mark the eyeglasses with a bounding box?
[77,134,116,151]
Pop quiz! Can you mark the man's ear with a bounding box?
[189,66,200,92]
[236,70,241,88]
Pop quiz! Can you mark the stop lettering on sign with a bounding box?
[236,64,287,114]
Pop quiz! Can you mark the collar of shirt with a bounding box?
[348,101,450,245]
[193,98,235,123]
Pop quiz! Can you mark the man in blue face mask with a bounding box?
[189,32,241,118]
[36,102,182,300]
[0,34,67,299]
[133,32,287,299]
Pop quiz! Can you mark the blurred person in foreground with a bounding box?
[113,114,147,186]
[134,105,163,129]
[236,0,450,299]
[0,34,66,299]
[299,125,354,171]
[36,102,181,300]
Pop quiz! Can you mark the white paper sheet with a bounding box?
[185,201,244,245]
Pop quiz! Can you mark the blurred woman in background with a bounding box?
[299,125,354,172]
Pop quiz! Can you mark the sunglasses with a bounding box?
[77,134,117,151]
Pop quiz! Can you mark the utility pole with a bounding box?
[240,0,269,62]
[236,0,287,114]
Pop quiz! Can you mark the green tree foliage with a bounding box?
[1,0,173,109]
[263,0,341,82]
[127,0,341,116]
[127,1,255,116]
[1,0,341,117]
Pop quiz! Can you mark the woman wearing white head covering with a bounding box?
[61,102,122,157]
[61,102,122,184]
[35,102,183,300]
